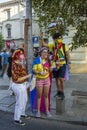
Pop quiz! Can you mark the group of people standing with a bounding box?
[0,32,71,126]
[30,32,71,119]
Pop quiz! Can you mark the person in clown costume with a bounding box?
[41,33,71,100]
[11,48,31,125]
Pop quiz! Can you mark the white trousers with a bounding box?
[12,82,28,121]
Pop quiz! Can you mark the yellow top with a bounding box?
[33,59,50,79]
[48,42,69,68]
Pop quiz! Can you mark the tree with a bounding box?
[32,0,87,50]
[0,33,4,51]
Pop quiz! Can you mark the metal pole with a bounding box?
[25,0,33,73]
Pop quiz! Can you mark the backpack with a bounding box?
[62,44,70,80]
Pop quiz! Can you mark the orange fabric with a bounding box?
[12,61,27,83]
[12,49,27,83]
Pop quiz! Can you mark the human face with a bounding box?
[41,50,48,59]
[20,51,25,60]
[54,36,62,43]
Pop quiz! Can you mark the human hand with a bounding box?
[40,71,47,75]
[28,73,32,78]
[40,32,43,38]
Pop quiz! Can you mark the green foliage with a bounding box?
[32,0,87,50]
[0,33,4,51]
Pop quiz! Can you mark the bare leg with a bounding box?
[56,78,61,91]
[58,77,65,99]
[59,77,65,92]
[43,86,50,112]
[36,86,43,115]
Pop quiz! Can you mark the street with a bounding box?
[0,111,87,130]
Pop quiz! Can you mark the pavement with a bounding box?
[0,73,87,125]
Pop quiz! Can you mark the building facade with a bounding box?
[0,0,87,73]
[0,0,40,48]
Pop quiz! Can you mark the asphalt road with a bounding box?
[0,111,87,130]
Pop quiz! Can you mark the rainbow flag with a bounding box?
[30,57,52,113]
[64,62,70,80]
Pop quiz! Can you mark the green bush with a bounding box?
[0,33,4,51]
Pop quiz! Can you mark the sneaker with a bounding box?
[36,111,41,117]
[46,111,52,117]
[10,91,14,96]
[14,120,25,126]
[21,114,31,119]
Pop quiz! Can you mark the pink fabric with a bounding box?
[30,60,52,113]
[36,77,50,87]
[40,62,52,112]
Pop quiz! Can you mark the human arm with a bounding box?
[12,62,31,83]
[12,69,32,83]
[16,74,31,82]
[40,38,48,47]
[39,32,48,47]
[33,64,48,76]
[33,68,47,75]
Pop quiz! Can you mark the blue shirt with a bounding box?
[2,52,9,64]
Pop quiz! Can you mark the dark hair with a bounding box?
[18,48,24,53]
[10,48,15,54]
[52,33,61,40]
[39,47,48,53]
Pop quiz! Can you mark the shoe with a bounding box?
[36,111,41,117]
[46,111,52,117]
[14,120,25,126]
[54,91,61,98]
[60,92,65,100]
[10,91,14,96]
[21,114,31,119]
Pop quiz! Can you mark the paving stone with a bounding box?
[0,96,15,107]
[0,85,9,90]
[72,90,87,96]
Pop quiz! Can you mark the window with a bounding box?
[7,28,11,37]
[6,24,12,38]
[7,10,10,19]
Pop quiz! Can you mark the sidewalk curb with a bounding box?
[1,74,87,125]
[0,107,87,126]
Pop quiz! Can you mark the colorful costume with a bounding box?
[30,57,51,112]
[48,40,70,80]
[11,49,28,121]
